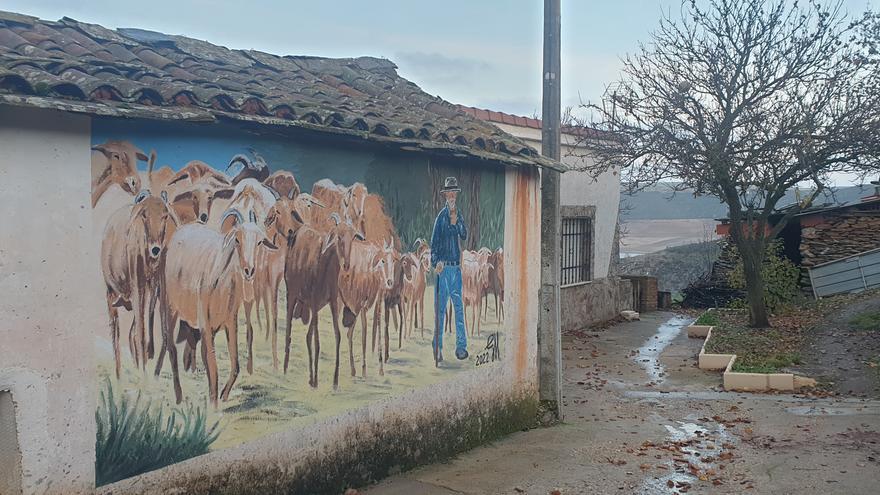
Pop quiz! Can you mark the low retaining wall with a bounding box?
[560,277,633,332]
[689,324,816,392]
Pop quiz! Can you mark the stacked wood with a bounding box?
[800,209,880,269]
[681,238,744,308]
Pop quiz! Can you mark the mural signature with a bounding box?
[475,332,501,367]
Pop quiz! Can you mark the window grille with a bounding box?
[561,217,592,286]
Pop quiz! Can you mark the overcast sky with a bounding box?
[5,0,874,117]
[4,0,877,185]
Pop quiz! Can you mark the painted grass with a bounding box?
[97,287,505,459]
[95,379,219,487]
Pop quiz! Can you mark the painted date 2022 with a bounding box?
[475,332,500,366]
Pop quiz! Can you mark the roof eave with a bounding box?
[0,94,563,171]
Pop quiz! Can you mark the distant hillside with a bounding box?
[622,184,875,220]
[621,240,721,293]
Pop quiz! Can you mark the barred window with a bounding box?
[561,217,592,286]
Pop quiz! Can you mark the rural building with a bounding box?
[459,106,633,330]
[713,190,880,297]
[0,11,559,494]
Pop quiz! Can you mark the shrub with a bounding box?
[95,379,220,486]
[727,241,801,312]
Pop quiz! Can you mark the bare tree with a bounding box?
[575,0,880,326]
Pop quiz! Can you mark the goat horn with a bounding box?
[221,208,245,226]
[267,186,281,201]
[227,154,252,172]
[330,212,341,225]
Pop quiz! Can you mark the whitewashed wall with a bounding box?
[0,106,98,494]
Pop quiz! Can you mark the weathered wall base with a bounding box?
[102,392,537,495]
[560,277,633,332]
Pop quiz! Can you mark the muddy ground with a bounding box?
[793,296,880,398]
[362,312,880,495]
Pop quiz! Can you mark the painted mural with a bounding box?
[90,119,507,486]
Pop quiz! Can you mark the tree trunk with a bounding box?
[738,240,770,328]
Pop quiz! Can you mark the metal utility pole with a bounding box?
[539,0,563,420]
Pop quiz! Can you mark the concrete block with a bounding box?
[621,310,640,321]
[767,373,795,391]
[699,353,735,370]
[687,325,713,338]
[724,372,768,391]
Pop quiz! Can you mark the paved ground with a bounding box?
[360,312,880,495]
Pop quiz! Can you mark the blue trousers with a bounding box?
[435,265,467,353]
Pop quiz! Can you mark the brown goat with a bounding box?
[338,236,396,377]
[258,191,324,370]
[101,190,178,378]
[402,249,430,339]
[91,140,150,207]
[162,209,277,405]
[163,161,234,225]
[310,179,368,234]
[485,248,504,322]
[263,170,300,200]
[283,215,359,389]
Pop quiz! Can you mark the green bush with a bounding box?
[95,379,220,486]
[727,241,801,312]
[695,310,720,326]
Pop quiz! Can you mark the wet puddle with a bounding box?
[786,404,880,416]
[634,316,692,383]
[640,415,735,494]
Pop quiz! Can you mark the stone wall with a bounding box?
[560,277,633,332]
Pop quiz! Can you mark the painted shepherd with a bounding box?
[431,176,469,364]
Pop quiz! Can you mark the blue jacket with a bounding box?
[430,206,467,267]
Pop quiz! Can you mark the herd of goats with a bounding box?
[92,140,505,407]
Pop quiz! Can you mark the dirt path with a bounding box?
[794,295,880,398]
[361,312,880,495]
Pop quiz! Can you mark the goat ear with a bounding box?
[173,190,193,203]
[213,188,234,200]
[167,173,190,186]
[134,189,150,204]
[91,144,108,155]
[223,230,237,249]
[355,231,366,241]
[321,232,337,255]
[264,209,277,228]
[260,238,278,251]
[135,150,149,162]
[292,210,305,225]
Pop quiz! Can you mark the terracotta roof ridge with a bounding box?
[0,10,563,170]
